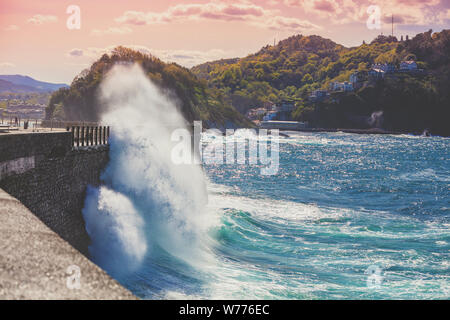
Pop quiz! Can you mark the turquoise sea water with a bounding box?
[95,131,450,300]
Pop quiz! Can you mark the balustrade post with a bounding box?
[71,126,75,147]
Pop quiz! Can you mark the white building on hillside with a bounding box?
[400,60,418,71]
[330,81,353,92]
[372,63,396,73]
[309,90,328,102]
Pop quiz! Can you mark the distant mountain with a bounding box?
[0,79,42,93]
[0,75,68,93]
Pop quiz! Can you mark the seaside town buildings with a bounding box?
[247,59,422,123]
[308,59,421,102]
[246,100,296,122]
[1,103,45,120]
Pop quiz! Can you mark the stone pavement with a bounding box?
[0,188,137,300]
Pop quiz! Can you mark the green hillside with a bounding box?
[46,47,251,128]
[192,30,450,136]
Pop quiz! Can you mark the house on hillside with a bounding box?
[263,111,277,121]
[368,68,385,80]
[350,72,366,90]
[272,100,296,121]
[400,60,418,71]
[279,101,295,112]
[372,63,396,73]
[246,107,268,120]
[330,81,353,92]
[343,82,353,91]
[263,101,277,111]
[309,90,328,102]
[350,72,359,84]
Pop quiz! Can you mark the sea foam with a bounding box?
[82,64,211,279]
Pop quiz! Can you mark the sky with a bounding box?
[1,0,449,84]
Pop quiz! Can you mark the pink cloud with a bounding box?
[68,48,84,57]
[91,26,133,36]
[115,2,319,32]
[0,62,15,68]
[4,24,20,31]
[27,14,58,25]
[283,0,447,25]
[382,14,419,25]
[66,45,236,68]
[313,0,336,13]
[222,5,266,17]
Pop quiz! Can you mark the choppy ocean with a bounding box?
[83,128,449,300]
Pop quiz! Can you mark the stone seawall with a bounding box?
[0,131,109,256]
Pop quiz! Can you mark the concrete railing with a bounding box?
[67,126,110,148]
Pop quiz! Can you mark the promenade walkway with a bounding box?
[0,188,136,300]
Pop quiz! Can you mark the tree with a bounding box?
[302,73,313,84]
[46,47,251,128]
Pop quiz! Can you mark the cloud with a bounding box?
[283,0,446,25]
[4,25,19,31]
[115,2,319,32]
[67,45,236,68]
[263,15,318,31]
[91,26,133,36]
[313,0,337,13]
[381,14,419,25]
[437,7,450,21]
[27,14,58,25]
[66,47,103,59]
[0,62,15,69]
[149,48,235,67]
[67,49,84,57]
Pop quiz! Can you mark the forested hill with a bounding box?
[191,35,345,112]
[46,47,251,128]
[192,30,450,136]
